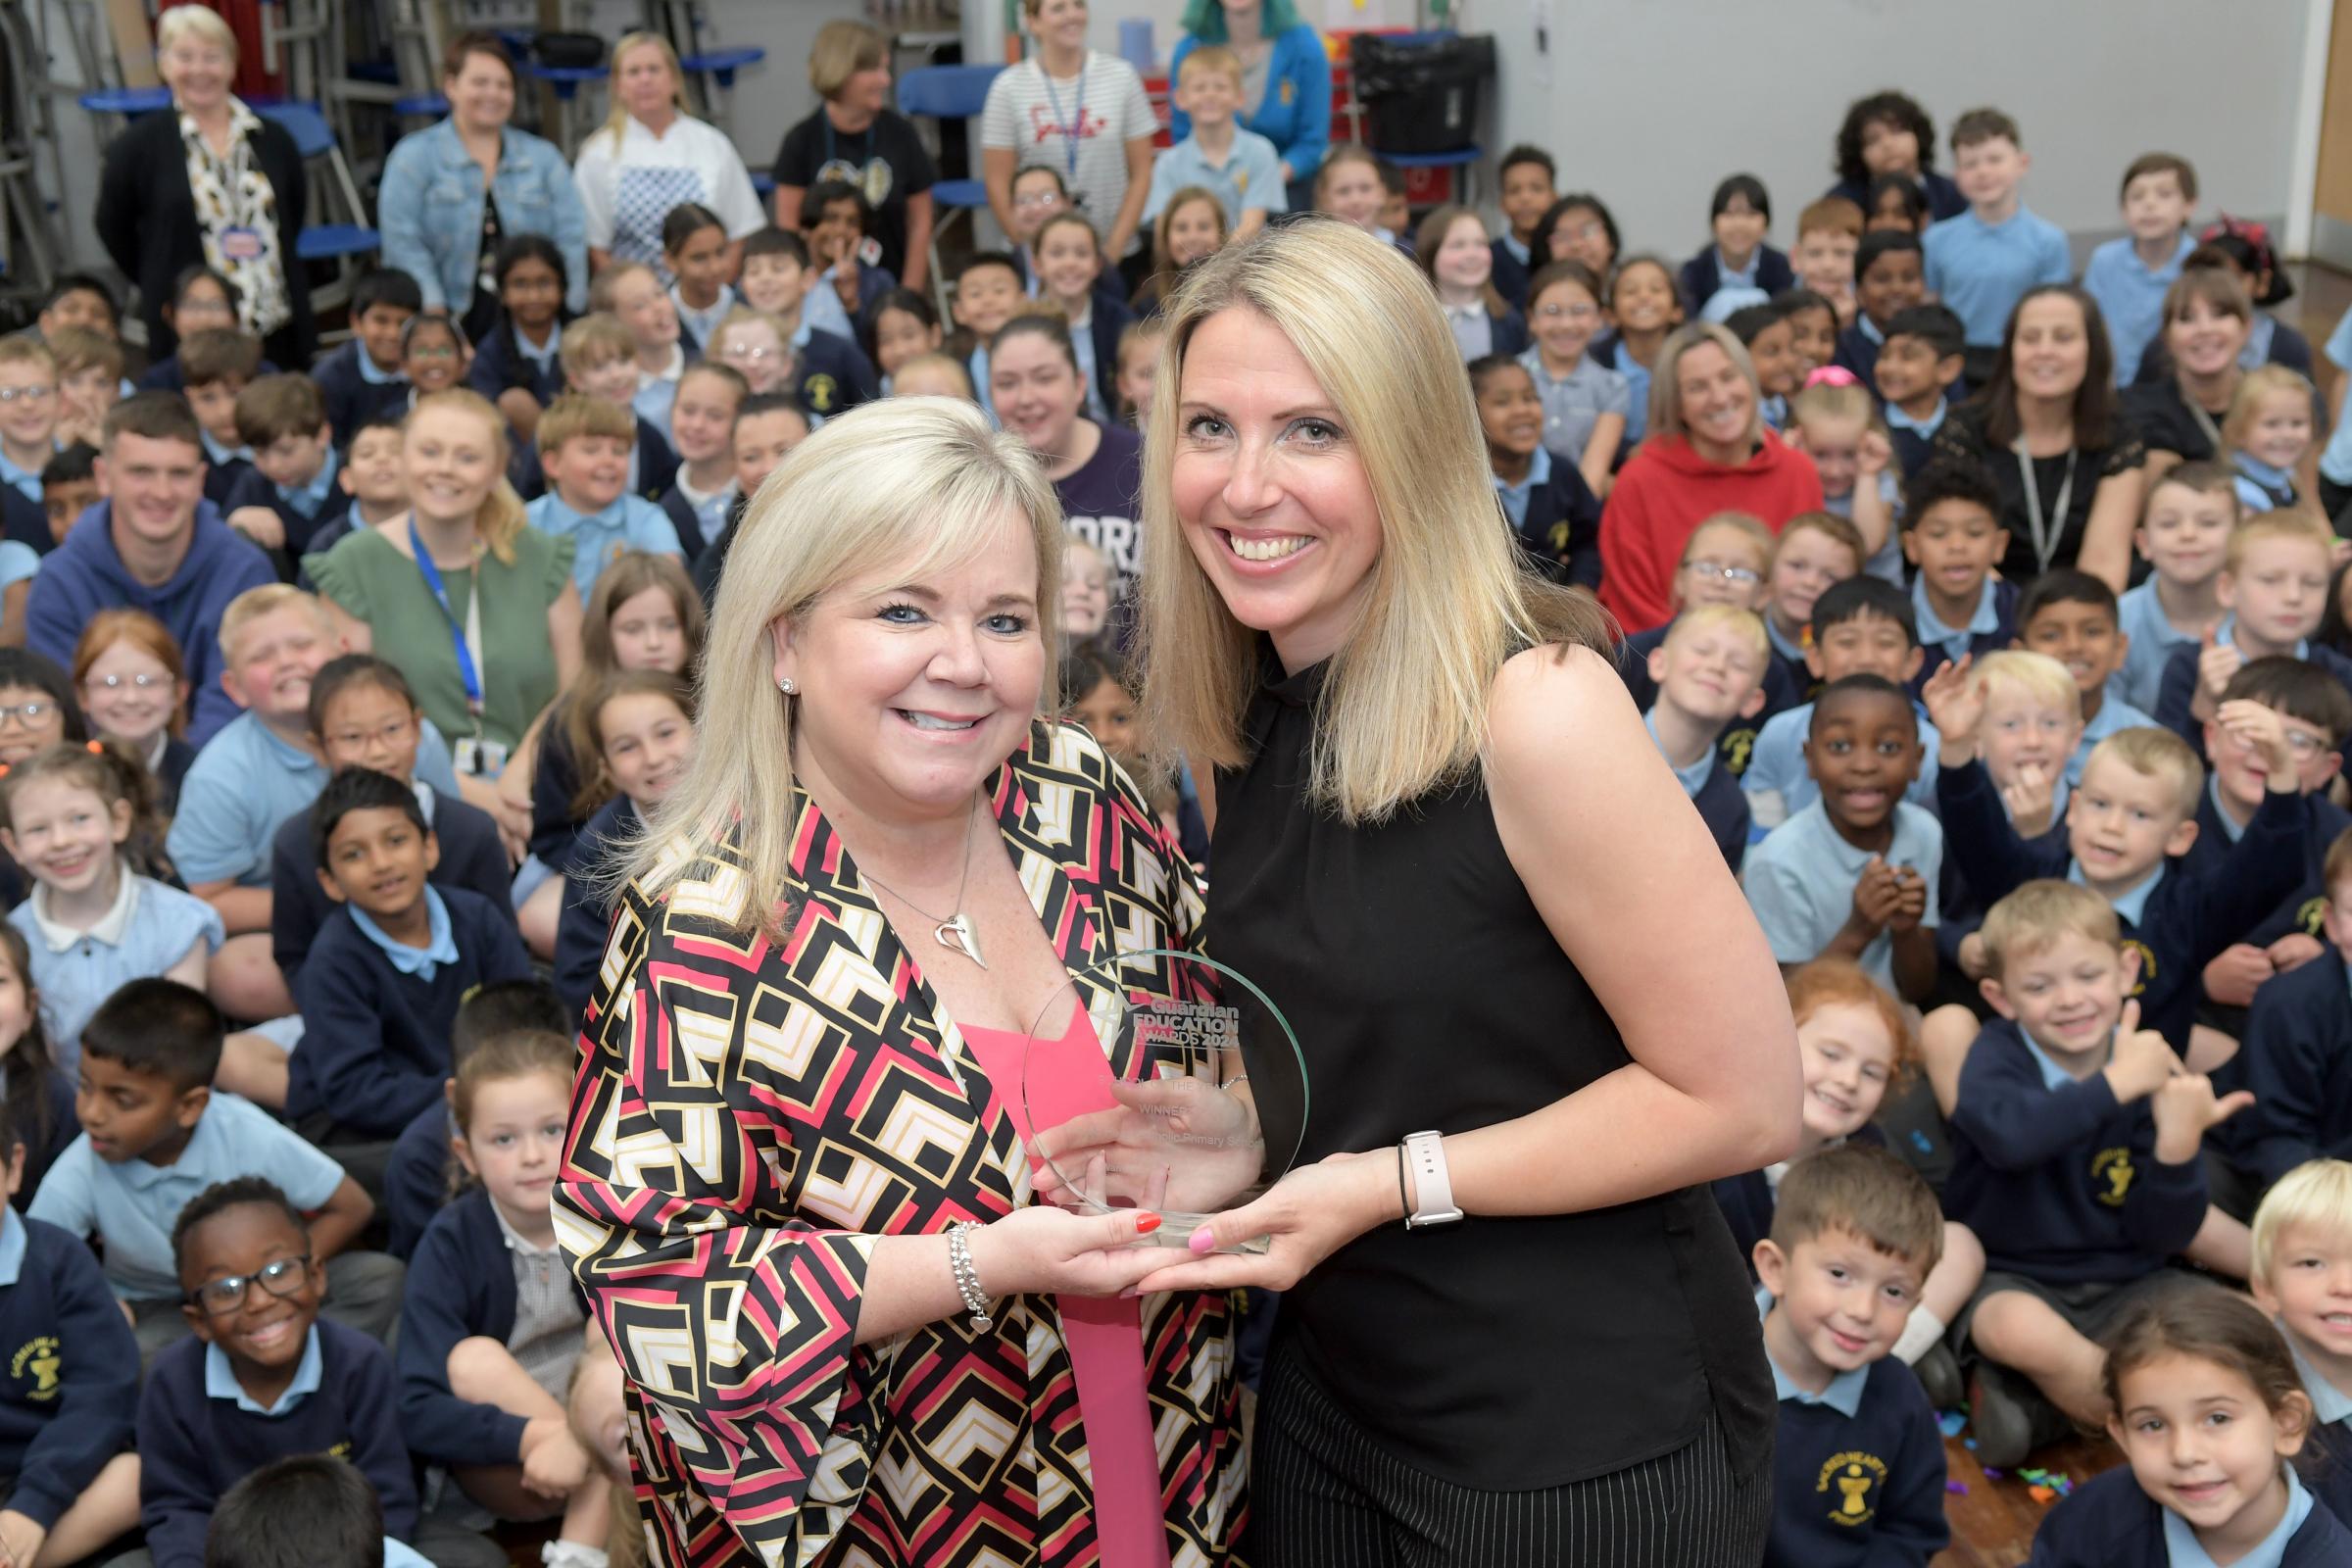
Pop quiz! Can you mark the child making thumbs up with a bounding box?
[1943,881,2257,1469]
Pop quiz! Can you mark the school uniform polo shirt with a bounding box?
[631,344,685,446]
[10,873,222,1071]
[0,443,53,507]
[1910,575,2003,670]
[669,282,736,352]
[1444,303,1494,363]
[1144,127,1287,227]
[524,491,683,604]
[2068,693,2157,788]
[1743,799,1943,993]
[2082,231,2194,385]
[1493,445,1551,530]
[1513,348,1629,468]
[1923,204,2072,348]
[24,1093,344,1300]
[2167,1467,2314,1568]
[349,885,459,980]
[1885,396,1948,481]
[2235,452,2298,514]
[2113,579,2198,716]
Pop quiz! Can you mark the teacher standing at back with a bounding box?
[982,0,1158,287]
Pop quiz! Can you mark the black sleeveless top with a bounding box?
[1206,648,1774,1491]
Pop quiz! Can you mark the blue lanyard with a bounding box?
[406,514,485,723]
[1038,60,1087,178]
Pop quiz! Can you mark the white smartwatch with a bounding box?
[1400,1130,1464,1229]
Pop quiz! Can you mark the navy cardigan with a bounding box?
[1679,243,1796,318]
[554,796,635,1024]
[0,1216,137,1530]
[2026,1463,2352,1565]
[269,788,514,989]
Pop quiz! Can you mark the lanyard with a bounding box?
[407,514,486,729]
[1038,60,1088,178]
[2185,396,2223,456]
[2013,440,2077,575]
[819,118,872,175]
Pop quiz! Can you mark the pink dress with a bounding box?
[959,1008,1172,1568]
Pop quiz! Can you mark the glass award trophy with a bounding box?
[1022,948,1307,1253]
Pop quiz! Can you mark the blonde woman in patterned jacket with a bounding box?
[555,395,1245,1567]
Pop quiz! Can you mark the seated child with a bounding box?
[659,362,748,563]
[31,274,118,348]
[1786,378,1896,580]
[0,339,59,520]
[1924,110,2072,379]
[0,1129,139,1568]
[1639,605,1769,871]
[287,768,535,1142]
[1061,538,1112,644]
[1614,510,1773,713]
[1114,318,1163,426]
[1741,576,1942,826]
[662,202,737,348]
[2155,509,2352,747]
[397,1031,618,1566]
[1131,184,1228,327]
[1832,231,1925,395]
[1946,879,2254,1467]
[1759,512,1866,703]
[207,1454,433,1568]
[1680,173,1795,320]
[1032,213,1133,422]
[1491,144,1556,310]
[692,395,812,602]
[1901,456,2015,692]
[396,314,466,407]
[869,289,944,396]
[1928,661,2308,1052]
[1754,1143,1949,1567]
[1594,253,1679,447]
[221,373,342,560]
[466,236,568,446]
[523,394,685,603]
[1,742,220,1066]
[2117,462,2237,715]
[801,177,899,335]
[1743,673,1941,1002]
[1468,353,1601,588]
[37,443,97,549]
[1791,197,1864,329]
[2015,568,2154,784]
[46,327,122,455]
[1775,287,1840,384]
[1727,303,1799,429]
[2025,1286,2349,1564]
[947,250,1025,405]
[137,1177,422,1568]
[271,656,512,990]
[25,980,395,1356]
[1933,651,2081,992]
[2241,831,2352,1187]
[0,922,79,1204]
[133,267,245,392]
[1147,45,1284,245]
[728,230,881,421]
[1310,144,1401,247]
[176,328,262,510]
[2224,365,2319,514]
[2081,153,2198,387]
[168,586,462,1031]
[587,263,684,444]
[1874,305,1966,483]
[552,670,695,1022]
[379,979,566,1260]
[890,352,974,403]
[311,269,419,438]
[2249,1158,2352,1526]
[551,314,676,503]
[74,609,196,811]
[299,412,407,564]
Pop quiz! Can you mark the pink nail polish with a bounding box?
[1188,1226,1215,1254]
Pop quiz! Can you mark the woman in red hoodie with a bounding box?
[1598,322,1824,630]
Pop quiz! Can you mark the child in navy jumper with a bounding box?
[1831,231,1924,396]
[177,329,263,511]
[1614,511,1774,717]
[1924,661,2308,1053]
[270,656,513,990]
[2156,510,2352,750]
[1639,606,1768,871]
[209,1454,431,1568]
[2238,837,2352,1190]
[1469,354,1602,589]
[287,769,535,1143]
[466,236,569,448]
[1753,1144,1948,1567]
[1679,173,1795,321]
[311,269,419,441]
[2027,1287,2352,1566]
[138,1178,453,1568]
[1901,458,2017,697]
[398,1033,618,1564]
[220,372,343,565]
[1758,514,1863,709]
[2015,569,2155,787]
[552,670,694,1023]
[657,362,747,565]
[300,414,407,566]
[1941,881,2251,1468]
[1492,145,1556,311]
[2249,1159,2352,1530]
[0,1134,139,1566]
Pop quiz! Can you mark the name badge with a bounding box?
[453,737,511,778]
[219,225,265,263]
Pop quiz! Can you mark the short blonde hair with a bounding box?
[599,33,683,154]
[1649,322,1763,451]
[536,393,636,455]
[2252,1158,2352,1283]
[1663,604,1769,663]
[808,19,887,99]
[218,584,329,663]
[2223,365,2319,453]
[1178,45,1243,87]
[157,4,238,69]
[1137,220,1612,824]
[559,314,633,378]
[2227,507,2334,572]
[1981,879,2121,980]
[620,397,1066,942]
[1973,649,2081,722]
[2084,725,2204,818]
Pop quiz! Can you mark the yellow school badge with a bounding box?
[2300,896,2328,937]
[2121,940,2155,999]
[10,1336,58,1399]
[804,373,841,415]
[1817,1451,1888,1526]
[1720,727,1758,775]
[2092,1147,2135,1206]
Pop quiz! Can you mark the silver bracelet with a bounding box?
[947,1221,993,1332]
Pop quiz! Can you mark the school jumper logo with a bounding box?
[9,1336,58,1398]
[2092,1148,2135,1206]
[2299,895,2328,937]
[1816,1450,1887,1526]
[2121,940,2155,998]
[803,374,841,415]
[1720,727,1757,774]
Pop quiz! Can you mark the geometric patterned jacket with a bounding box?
[556,720,1246,1566]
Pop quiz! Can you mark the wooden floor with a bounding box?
[1933,1424,2120,1567]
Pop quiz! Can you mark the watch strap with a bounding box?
[1401,1129,1463,1228]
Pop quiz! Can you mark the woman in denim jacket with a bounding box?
[379,30,589,341]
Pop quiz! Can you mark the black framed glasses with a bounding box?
[185,1253,312,1316]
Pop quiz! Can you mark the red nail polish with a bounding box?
[1135,1212,1162,1234]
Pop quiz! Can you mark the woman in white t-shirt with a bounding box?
[573,33,765,277]
[980,0,1157,275]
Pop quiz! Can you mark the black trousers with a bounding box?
[1245,1348,1770,1568]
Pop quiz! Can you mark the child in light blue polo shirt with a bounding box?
[1923,109,2071,363]
[1743,577,1943,831]
[2081,154,2198,385]
[525,394,684,604]
[0,338,59,509]
[1145,46,1286,242]
[2116,464,2237,714]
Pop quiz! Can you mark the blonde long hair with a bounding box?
[1136,220,1613,823]
[407,389,526,564]
[619,397,1066,940]
[600,32,685,155]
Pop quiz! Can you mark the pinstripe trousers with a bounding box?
[1243,1349,1770,1567]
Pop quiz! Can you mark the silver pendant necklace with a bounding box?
[859,804,986,969]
